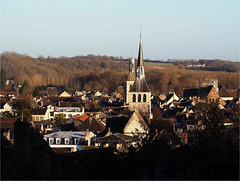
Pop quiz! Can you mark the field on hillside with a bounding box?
[144,62,174,67]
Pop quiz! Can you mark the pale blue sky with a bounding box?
[1,0,239,61]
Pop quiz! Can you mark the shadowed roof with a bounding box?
[31,108,47,115]
[130,78,151,92]
[219,86,232,97]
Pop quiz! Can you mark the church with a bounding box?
[124,33,152,121]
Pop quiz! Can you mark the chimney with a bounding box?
[85,129,91,146]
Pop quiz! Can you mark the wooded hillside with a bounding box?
[1,52,239,95]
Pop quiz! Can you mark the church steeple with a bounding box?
[136,32,145,80]
[137,33,143,67]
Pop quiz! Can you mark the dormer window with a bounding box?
[65,138,70,145]
[75,138,79,145]
[56,138,61,144]
[49,138,54,144]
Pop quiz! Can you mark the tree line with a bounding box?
[1,52,239,95]
[173,59,239,73]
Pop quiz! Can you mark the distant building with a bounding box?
[183,85,225,105]
[58,91,71,98]
[54,107,84,119]
[0,102,12,113]
[44,131,95,152]
[199,76,219,92]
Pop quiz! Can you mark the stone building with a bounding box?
[124,33,151,121]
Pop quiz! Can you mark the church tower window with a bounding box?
[132,94,136,102]
[138,94,141,102]
[143,94,146,102]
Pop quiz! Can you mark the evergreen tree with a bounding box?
[0,69,7,89]
[33,87,40,97]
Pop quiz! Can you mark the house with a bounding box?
[31,108,49,121]
[103,110,149,138]
[0,90,18,97]
[94,91,103,97]
[0,117,18,143]
[47,86,58,97]
[123,110,149,136]
[54,107,84,119]
[72,115,105,133]
[58,91,71,98]
[218,85,233,101]
[95,133,134,152]
[199,75,219,92]
[161,92,179,107]
[183,85,225,105]
[0,102,12,113]
[43,131,96,152]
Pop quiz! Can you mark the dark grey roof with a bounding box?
[59,123,79,131]
[130,78,151,92]
[31,108,47,115]
[137,34,143,67]
[105,116,129,134]
[183,86,214,98]
[96,133,134,142]
[76,116,105,132]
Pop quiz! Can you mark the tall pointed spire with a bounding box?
[137,32,143,67]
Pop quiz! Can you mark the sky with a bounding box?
[0,0,239,61]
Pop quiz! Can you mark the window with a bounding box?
[64,114,66,117]
[49,138,54,144]
[140,67,143,73]
[95,143,100,147]
[116,143,122,150]
[65,138,70,145]
[138,94,141,102]
[143,94,146,102]
[56,138,61,144]
[75,138,79,145]
[32,117,35,121]
[50,112,54,116]
[40,117,43,121]
[104,143,109,147]
[36,117,39,121]
[132,94,136,102]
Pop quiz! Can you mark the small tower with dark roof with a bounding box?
[125,56,136,105]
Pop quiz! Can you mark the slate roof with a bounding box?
[183,86,214,98]
[44,131,86,138]
[31,108,47,115]
[219,86,232,98]
[0,117,18,130]
[105,116,129,134]
[121,108,131,115]
[59,123,79,131]
[96,133,134,142]
[76,116,105,132]
[130,78,151,92]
